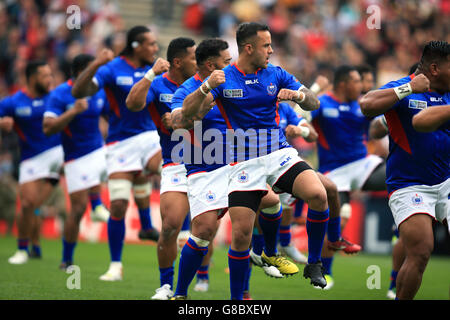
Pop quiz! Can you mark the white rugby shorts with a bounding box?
[187,164,229,220]
[324,155,383,192]
[105,130,161,176]
[64,147,107,194]
[389,179,449,234]
[19,145,63,184]
[160,163,188,195]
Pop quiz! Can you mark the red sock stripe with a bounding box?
[259,213,282,222]
[279,229,291,234]
[186,240,207,252]
[110,215,124,221]
[197,270,209,275]
[227,253,250,260]
[306,217,330,223]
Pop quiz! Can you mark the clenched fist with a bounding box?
[207,70,226,89]
[277,89,303,102]
[94,48,114,67]
[410,73,430,93]
[152,58,170,76]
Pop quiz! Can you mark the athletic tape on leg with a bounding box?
[108,179,132,201]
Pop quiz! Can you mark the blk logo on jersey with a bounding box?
[237,171,249,183]
[245,79,259,85]
[267,83,277,96]
[205,190,216,202]
[411,193,423,205]
[116,76,134,86]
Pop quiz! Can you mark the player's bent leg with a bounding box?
[396,214,434,300]
[133,174,159,241]
[144,149,163,175]
[99,173,133,281]
[170,211,218,299]
[318,174,361,254]
[60,189,89,270]
[9,179,53,265]
[277,166,329,288]
[153,191,190,298]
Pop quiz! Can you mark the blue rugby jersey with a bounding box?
[378,74,450,194]
[146,72,183,166]
[45,79,109,162]
[92,56,156,144]
[171,73,228,176]
[209,63,303,162]
[277,102,305,131]
[311,92,371,173]
[0,90,61,161]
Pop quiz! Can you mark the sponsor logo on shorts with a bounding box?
[205,190,216,202]
[279,156,292,167]
[408,99,427,110]
[223,89,243,98]
[267,83,277,95]
[411,193,423,205]
[237,170,249,183]
[171,174,181,184]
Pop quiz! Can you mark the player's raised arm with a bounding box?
[43,99,88,136]
[360,73,430,117]
[277,87,320,111]
[126,58,170,112]
[71,48,114,98]
[181,69,225,121]
[412,104,450,132]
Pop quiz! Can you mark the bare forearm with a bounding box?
[360,89,400,117]
[126,78,152,111]
[71,62,101,98]
[296,88,320,111]
[43,109,78,135]
[412,105,450,132]
[182,86,213,120]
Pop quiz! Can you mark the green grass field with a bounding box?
[0,235,449,300]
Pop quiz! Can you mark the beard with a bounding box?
[35,82,49,96]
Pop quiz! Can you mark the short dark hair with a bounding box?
[333,65,358,87]
[356,64,373,78]
[419,40,450,68]
[120,25,151,56]
[236,22,270,52]
[166,37,196,64]
[25,61,47,81]
[195,38,229,66]
[71,54,95,78]
[409,62,419,75]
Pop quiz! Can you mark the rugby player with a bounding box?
[72,26,168,281]
[360,40,450,299]
[0,61,64,265]
[43,54,110,270]
[180,22,330,297]
[126,37,197,299]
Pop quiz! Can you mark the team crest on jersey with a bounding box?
[116,76,134,86]
[223,89,243,98]
[267,83,277,96]
[411,193,423,206]
[237,171,249,183]
[205,190,216,202]
[15,106,32,116]
[171,174,181,184]
[159,94,173,103]
[408,99,427,110]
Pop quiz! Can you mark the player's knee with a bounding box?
[192,221,215,241]
[410,243,433,271]
[160,217,181,240]
[71,201,87,219]
[232,227,253,249]
[20,196,36,213]
[305,186,328,211]
[110,199,128,219]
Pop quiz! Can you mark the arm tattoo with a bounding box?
[298,87,320,111]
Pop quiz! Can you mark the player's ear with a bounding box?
[172,57,181,69]
[429,62,439,77]
[244,43,254,55]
